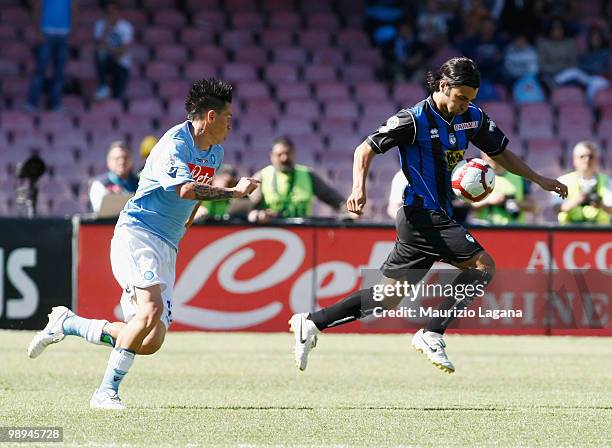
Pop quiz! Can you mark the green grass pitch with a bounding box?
[2,330,612,447]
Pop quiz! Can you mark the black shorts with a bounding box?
[381,203,484,279]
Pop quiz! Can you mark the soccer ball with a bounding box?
[451,158,495,202]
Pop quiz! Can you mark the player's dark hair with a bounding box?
[272,136,295,151]
[426,57,481,92]
[185,78,233,120]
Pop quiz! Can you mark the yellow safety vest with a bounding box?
[260,164,314,217]
[557,171,610,224]
[476,171,526,224]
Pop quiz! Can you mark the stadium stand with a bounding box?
[0,0,610,223]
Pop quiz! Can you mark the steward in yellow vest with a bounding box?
[249,137,346,222]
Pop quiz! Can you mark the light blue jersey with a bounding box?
[117,121,224,250]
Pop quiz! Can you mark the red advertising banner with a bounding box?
[77,224,612,335]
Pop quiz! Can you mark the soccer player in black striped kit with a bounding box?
[290,57,567,373]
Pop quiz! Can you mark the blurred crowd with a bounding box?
[368,0,611,104]
[3,0,612,226]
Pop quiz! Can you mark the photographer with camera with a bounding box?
[553,141,612,225]
[471,152,536,224]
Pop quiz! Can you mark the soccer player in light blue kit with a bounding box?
[27,78,259,409]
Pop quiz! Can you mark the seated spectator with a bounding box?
[392,22,430,82]
[471,153,536,224]
[24,0,77,112]
[504,35,539,86]
[248,137,347,223]
[537,19,578,82]
[416,0,451,51]
[554,27,610,103]
[456,18,505,83]
[89,141,139,213]
[93,0,133,100]
[552,141,612,225]
[193,165,249,222]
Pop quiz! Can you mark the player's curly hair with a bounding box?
[185,78,233,120]
[426,57,481,93]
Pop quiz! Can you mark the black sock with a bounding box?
[309,288,379,331]
[426,269,492,334]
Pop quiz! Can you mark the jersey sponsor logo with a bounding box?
[489,119,497,132]
[445,149,465,170]
[430,128,439,139]
[454,121,479,131]
[188,162,215,183]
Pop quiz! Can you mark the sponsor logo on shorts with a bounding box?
[188,163,215,183]
[144,271,154,281]
[454,121,479,131]
[466,233,475,243]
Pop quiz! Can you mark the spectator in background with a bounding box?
[89,141,139,213]
[471,153,536,224]
[392,22,430,82]
[457,18,504,83]
[537,19,578,83]
[193,165,248,222]
[416,0,451,51]
[553,141,612,225]
[503,35,539,86]
[24,0,77,112]
[93,0,133,100]
[554,27,611,103]
[248,137,347,223]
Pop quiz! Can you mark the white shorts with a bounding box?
[110,225,176,328]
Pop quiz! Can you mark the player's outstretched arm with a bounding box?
[492,149,568,198]
[176,177,260,201]
[347,141,377,215]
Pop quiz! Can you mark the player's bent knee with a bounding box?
[138,338,163,355]
[136,301,163,329]
[138,322,166,355]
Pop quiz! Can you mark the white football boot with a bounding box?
[289,313,319,371]
[27,306,74,359]
[90,389,127,410]
[411,329,455,374]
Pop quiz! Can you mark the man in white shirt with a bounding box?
[89,141,139,213]
[93,0,133,100]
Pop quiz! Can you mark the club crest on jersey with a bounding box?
[448,133,457,146]
[454,121,478,131]
[430,128,439,139]
[165,155,178,178]
[188,162,215,182]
